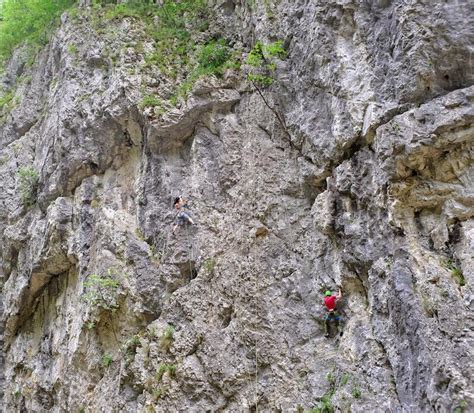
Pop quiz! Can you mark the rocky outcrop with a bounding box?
[0,1,472,412]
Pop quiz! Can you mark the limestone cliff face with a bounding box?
[0,1,473,412]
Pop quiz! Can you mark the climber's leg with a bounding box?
[334,312,343,336]
[324,313,331,337]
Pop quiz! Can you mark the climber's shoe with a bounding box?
[324,333,330,338]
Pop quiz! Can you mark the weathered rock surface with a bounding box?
[0,1,473,412]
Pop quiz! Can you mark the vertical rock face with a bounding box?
[0,1,473,412]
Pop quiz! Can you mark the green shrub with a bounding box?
[352,385,361,399]
[442,259,466,286]
[17,166,39,208]
[67,44,78,55]
[124,334,141,354]
[451,267,465,287]
[310,368,337,412]
[159,324,175,351]
[82,267,122,312]
[197,39,230,74]
[203,258,216,273]
[0,0,75,64]
[246,42,265,68]
[340,372,350,386]
[453,400,468,413]
[104,1,151,20]
[153,0,208,43]
[326,369,335,385]
[139,94,162,110]
[85,321,95,330]
[245,40,286,88]
[163,325,174,341]
[264,40,287,59]
[0,89,16,121]
[156,363,176,381]
[311,390,334,413]
[152,388,164,400]
[102,353,113,367]
[0,90,14,110]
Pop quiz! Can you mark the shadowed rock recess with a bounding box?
[0,0,473,412]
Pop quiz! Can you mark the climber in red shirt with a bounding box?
[324,289,343,338]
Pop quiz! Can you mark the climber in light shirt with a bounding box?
[172,196,194,233]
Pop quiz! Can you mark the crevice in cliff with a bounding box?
[318,84,474,187]
[373,337,402,406]
[5,269,70,347]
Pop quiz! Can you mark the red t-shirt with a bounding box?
[324,295,337,311]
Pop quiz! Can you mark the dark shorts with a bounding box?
[176,211,192,226]
[325,311,341,321]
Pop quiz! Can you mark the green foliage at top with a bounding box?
[104,0,152,20]
[83,267,123,312]
[0,0,76,64]
[245,40,286,88]
[154,0,208,40]
[102,0,209,74]
[95,0,234,108]
[169,39,232,103]
[17,166,39,208]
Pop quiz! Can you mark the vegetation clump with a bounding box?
[442,259,465,286]
[102,353,113,367]
[245,40,287,87]
[197,39,231,74]
[156,363,176,381]
[352,385,361,399]
[17,166,39,208]
[0,91,14,111]
[93,0,234,108]
[309,369,336,412]
[1,90,17,121]
[203,257,216,274]
[82,267,123,312]
[158,324,175,352]
[123,334,141,365]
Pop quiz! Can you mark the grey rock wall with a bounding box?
[0,0,473,412]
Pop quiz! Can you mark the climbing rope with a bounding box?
[185,221,194,281]
[253,250,259,413]
[248,119,262,412]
